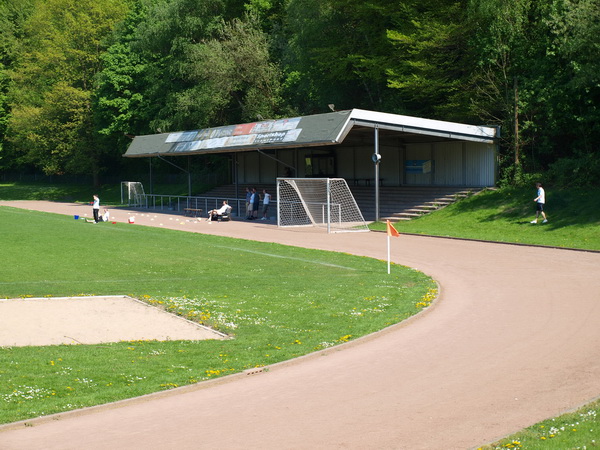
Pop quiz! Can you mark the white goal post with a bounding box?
[120,181,146,207]
[277,178,369,233]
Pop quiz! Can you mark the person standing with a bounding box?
[261,189,271,220]
[252,187,260,219]
[248,189,256,220]
[531,182,548,224]
[245,187,252,220]
[92,194,100,223]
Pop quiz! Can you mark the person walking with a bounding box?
[531,182,548,224]
[92,194,100,223]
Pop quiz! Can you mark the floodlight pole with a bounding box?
[149,158,153,195]
[374,125,381,222]
[326,178,331,234]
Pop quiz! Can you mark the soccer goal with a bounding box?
[120,181,146,207]
[277,178,369,233]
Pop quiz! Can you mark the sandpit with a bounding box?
[0,296,226,347]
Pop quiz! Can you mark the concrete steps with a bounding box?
[350,187,479,222]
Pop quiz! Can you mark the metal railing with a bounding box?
[131,194,251,218]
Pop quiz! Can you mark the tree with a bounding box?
[466,0,534,181]
[467,0,600,185]
[0,0,36,171]
[7,0,129,183]
[179,13,283,126]
[97,0,284,134]
[283,0,397,114]
[385,0,473,121]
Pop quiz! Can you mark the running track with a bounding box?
[1,201,600,449]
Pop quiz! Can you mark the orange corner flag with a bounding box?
[386,220,400,237]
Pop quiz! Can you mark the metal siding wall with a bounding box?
[433,141,463,186]
[465,143,496,186]
[235,140,495,187]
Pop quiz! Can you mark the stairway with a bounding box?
[351,186,479,222]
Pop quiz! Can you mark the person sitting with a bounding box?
[86,209,109,223]
[207,201,232,222]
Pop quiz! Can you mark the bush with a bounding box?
[547,154,600,187]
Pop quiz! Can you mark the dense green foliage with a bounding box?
[0,0,599,185]
[0,206,434,423]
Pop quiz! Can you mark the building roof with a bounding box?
[123,109,498,158]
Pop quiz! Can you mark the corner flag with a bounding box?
[386,220,400,274]
[387,220,400,237]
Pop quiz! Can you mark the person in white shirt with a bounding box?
[261,189,271,220]
[92,194,100,223]
[207,201,231,222]
[86,209,109,223]
[531,182,548,224]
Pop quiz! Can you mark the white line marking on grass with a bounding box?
[0,278,197,286]
[222,246,357,270]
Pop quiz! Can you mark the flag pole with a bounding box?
[387,234,391,274]
[386,220,400,275]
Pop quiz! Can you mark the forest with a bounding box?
[0,0,598,187]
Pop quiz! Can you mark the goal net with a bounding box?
[277,178,369,233]
[120,181,146,207]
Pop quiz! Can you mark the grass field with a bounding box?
[0,206,435,425]
[1,181,599,447]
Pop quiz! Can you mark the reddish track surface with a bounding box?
[1,201,600,449]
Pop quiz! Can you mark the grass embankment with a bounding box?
[0,206,435,425]
[372,187,600,251]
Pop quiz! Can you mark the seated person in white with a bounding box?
[86,209,110,223]
[207,201,231,222]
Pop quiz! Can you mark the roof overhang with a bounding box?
[123,109,498,158]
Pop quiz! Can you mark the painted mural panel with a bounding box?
[405,144,432,185]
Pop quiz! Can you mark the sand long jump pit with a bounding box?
[0,296,227,347]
